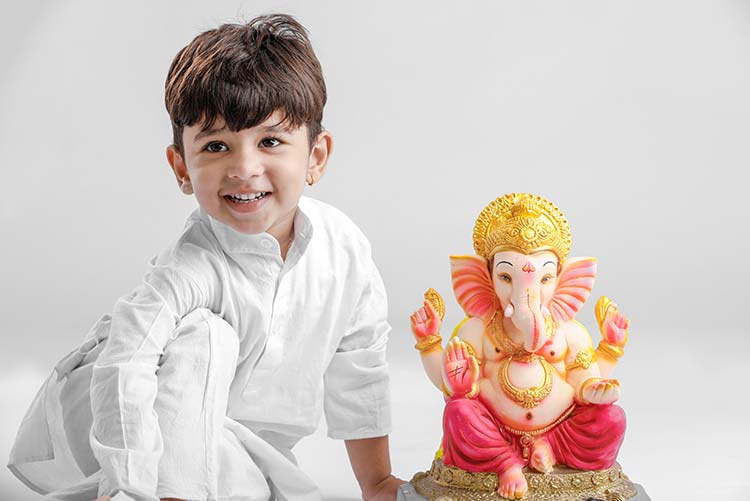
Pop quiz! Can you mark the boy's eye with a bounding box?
[205,141,228,153]
[259,137,281,148]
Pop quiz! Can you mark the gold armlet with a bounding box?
[596,341,624,361]
[415,335,443,353]
[463,341,483,366]
[577,377,601,402]
[566,347,595,372]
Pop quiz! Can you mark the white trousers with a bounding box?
[9,309,320,501]
[149,308,269,500]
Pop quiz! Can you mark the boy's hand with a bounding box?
[362,474,405,501]
[345,436,404,501]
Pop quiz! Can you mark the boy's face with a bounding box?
[167,110,331,240]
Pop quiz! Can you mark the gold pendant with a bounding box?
[499,354,553,408]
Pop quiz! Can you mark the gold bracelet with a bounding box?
[577,377,600,402]
[415,335,442,353]
[596,341,624,361]
[443,382,479,399]
[566,348,595,372]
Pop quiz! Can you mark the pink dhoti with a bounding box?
[442,397,626,474]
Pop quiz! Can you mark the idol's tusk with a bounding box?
[504,304,514,318]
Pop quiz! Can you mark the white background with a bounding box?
[1,1,748,500]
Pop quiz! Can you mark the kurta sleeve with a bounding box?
[323,254,392,440]
[90,257,207,501]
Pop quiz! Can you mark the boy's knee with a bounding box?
[198,309,240,366]
[156,309,239,441]
[165,308,239,368]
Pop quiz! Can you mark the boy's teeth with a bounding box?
[228,192,266,202]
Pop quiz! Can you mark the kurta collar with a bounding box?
[202,201,314,259]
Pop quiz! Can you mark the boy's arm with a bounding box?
[323,242,398,495]
[323,245,392,432]
[345,436,404,500]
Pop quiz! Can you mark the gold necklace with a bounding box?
[488,314,525,356]
[499,353,553,409]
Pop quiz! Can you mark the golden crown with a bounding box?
[472,193,571,262]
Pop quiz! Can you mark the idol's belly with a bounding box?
[478,361,575,431]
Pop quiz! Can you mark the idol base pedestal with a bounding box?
[398,460,650,501]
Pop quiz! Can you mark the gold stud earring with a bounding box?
[307,174,316,186]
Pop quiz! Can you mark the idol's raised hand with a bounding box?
[443,337,479,399]
[410,300,442,340]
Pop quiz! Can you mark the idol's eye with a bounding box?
[498,273,512,283]
[541,274,554,284]
[259,137,281,148]
[204,141,228,153]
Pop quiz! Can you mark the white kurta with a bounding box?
[8,196,392,501]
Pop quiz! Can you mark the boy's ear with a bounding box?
[307,130,333,185]
[166,145,193,195]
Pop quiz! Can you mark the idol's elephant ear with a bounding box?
[549,257,597,324]
[450,255,500,324]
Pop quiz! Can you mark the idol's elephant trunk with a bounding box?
[507,288,547,353]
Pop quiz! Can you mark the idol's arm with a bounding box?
[594,296,630,379]
[411,302,485,392]
[410,300,444,389]
[563,321,620,405]
[345,436,405,500]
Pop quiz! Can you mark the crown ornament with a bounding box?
[473,193,572,262]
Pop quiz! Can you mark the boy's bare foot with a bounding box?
[497,465,527,499]
[529,437,555,473]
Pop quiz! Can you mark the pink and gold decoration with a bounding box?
[409,193,637,500]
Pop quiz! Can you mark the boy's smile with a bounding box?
[224,191,269,212]
[167,110,332,246]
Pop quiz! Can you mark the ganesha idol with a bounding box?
[406,193,640,500]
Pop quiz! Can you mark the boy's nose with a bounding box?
[228,150,264,179]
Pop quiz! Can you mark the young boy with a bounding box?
[8,14,402,501]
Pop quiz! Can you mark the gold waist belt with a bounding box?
[504,404,576,459]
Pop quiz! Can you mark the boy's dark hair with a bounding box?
[165,14,326,155]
